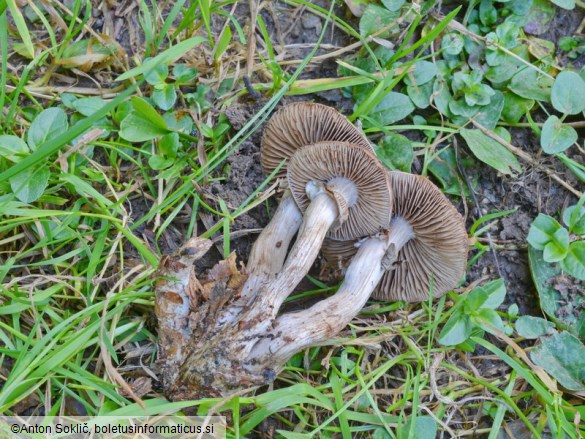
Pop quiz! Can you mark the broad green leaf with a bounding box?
[460,129,521,175]
[441,33,464,55]
[509,68,553,101]
[561,241,585,280]
[0,135,30,162]
[475,308,506,334]
[116,36,207,82]
[144,62,168,85]
[542,227,569,262]
[465,278,506,311]
[531,332,585,391]
[501,92,534,124]
[367,92,414,126]
[9,166,50,203]
[376,134,413,172]
[70,97,107,116]
[27,108,69,151]
[159,132,180,157]
[551,71,585,114]
[119,96,170,142]
[382,0,405,11]
[540,115,577,154]
[527,213,563,250]
[562,205,585,234]
[524,0,555,35]
[359,4,399,37]
[550,0,575,9]
[407,81,433,109]
[152,83,177,111]
[528,246,585,338]
[172,64,198,83]
[473,91,504,130]
[516,316,556,339]
[401,416,437,439]
[439,311,472,346]
[148,155,174,170]
[404,61,437,86]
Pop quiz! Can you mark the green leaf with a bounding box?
[0,135,30,162]
[561,241,585,280]
[516,316,556,339]
[359,4,399,37]
[158,132,180,157]
[381,0,405,11]
[473,91,505,130]
[509,68,553,101]
[404,61,437,86]
[465,278,506,311]
[562,205,585,234]
[502,92,534,124]
[214,24,232,61]
[70,97,108,116]
[367,92,414,126]
[540,115,577,154]
[531,332,585,391]
[116,36,207,82]
[9,166,51,203]
[441,33,464,55]
[148,154,174,170]
[527,213,563,250]
[475,308,505,334]
[551,71,585,115]
[376,134,413,172]
[173,64,198,83]
[550,0,575,10]
[439,311,472,346]
[542,227,569,262]
[27,108,69,151]
[119,96,170,142]
[407,81,433,109]
[400,416,437,439]
[528,246,585,338]
[152,83,177,111]
[460,129,521,175]
[144,62,168,85]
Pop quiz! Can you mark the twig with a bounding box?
[472,121,583,198]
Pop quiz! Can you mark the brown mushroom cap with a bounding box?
[261,102,372,178]
[319,171,468,302]
[287,141,392,241]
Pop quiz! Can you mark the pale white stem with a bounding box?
[240,191,303,301]
[250,190,339,319]
[250,216,415,362]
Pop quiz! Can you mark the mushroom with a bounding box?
[319,171,469,302]
[241,103,375,300]
[261,102,372,179]
[251,141,392,318]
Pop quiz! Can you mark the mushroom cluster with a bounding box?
[154,102,469,400]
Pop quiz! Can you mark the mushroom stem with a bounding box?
[240,191,303,301]
[250,235,388,362]
[255,189,340,315]
[249,218,415,362]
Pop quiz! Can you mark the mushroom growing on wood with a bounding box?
[320,171,469,302]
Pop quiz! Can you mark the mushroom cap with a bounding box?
[261,102,372,178]
[373,171,468,302]
[318,172,468,302]
[287,141,393,241]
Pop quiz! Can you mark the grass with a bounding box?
[1,0,584,437]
